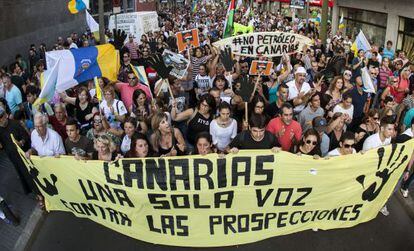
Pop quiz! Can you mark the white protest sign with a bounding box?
[162,49,190,79]
[108,11,159,43]
[213,32,312,58]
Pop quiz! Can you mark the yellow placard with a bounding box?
[15,140,414,247]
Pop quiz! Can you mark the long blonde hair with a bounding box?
[151,112,173,152]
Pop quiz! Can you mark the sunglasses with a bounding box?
[128,77,137,80]
[344,144,354,148]
[305,140,317,146]
[94,120,102,124]
[373,117,379,120]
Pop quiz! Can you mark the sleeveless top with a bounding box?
[158,130,185,156]
[187,112,212,145]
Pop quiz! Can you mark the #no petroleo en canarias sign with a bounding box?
[213,32,313,58]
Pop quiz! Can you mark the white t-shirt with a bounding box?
[210,119,238,151]
[194,74,213,98]
[286,80,311,113]
[99,99,127,129]
[333,104,354,121]
[362,133,391,151]
[327,148,357,157]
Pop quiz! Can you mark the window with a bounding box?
[340,7,387,46]
[397,17,414,61]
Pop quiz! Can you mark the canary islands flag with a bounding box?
[34,44,119,106]
[68,0,87,14]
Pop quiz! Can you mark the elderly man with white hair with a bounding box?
[26,113,65,158]
[286,66,315,114]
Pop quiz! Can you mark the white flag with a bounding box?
[236,0,243,9]
[244,6,251,18]
[86,10,99,32]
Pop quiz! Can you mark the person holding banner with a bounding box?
[92,134,120,161]
[291,128,321,157]
[125,132,152,158]
[327,131,357,157]
[193,131,216,156]
[229,113,280,153]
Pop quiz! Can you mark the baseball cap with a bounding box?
[312,116,327,133]
[295,66,307,75]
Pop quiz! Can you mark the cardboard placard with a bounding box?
[176,28,200,52]
[249,60,274,76]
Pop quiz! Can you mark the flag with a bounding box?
[351,30,372,57]
[68,0,87,14]
[34,44,119,106]
[94,77,102,101]
[192,0,198,13]
[233,22,254,35]
[131,65,150,87]
[244,6,251,18]
[223,0,236,38]
[338,12,345,29]
[86,10,99,32]
[34,57,60,107]
[236,0,243,9]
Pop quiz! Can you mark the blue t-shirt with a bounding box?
[383,48,395,60]
[403,108,414,128]
[5,85,22,115]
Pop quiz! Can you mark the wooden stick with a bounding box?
[251,73,262,98]
[245,102,248,125]
[166,78,174,99]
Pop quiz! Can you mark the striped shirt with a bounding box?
[378,67,393,89]
[191,56,208,80]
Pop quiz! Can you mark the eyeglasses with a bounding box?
[305,140,317,146]
[344,73,352,77]
[94,119,102,124]
[344,144,354,148]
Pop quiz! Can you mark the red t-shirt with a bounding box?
[116,82,151,109]
[266,117,302,151]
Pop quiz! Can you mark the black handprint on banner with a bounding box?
[356,144,408,202]
[17,150,59,196]
[220,47,235,72]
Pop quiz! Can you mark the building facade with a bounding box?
[333,0,414,60]
[0,0,85,67]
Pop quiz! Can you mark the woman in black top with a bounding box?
[150,112,186,157]
[355,109,380,151]
[292,129,321,156]
[170,94,216,145]
[326,112,346,151]
[60,86,98,134]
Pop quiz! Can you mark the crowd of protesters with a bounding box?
[0,3,414,221]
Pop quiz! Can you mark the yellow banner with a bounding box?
[15,140,414,247]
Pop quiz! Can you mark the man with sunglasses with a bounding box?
[115,71,152,110]
[327,131,356,156]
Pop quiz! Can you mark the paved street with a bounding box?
[28,196,414,251]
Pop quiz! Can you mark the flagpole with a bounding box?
[98,0,105,44]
